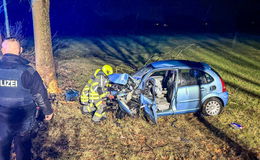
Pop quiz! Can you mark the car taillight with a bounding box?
[220,77,226,92]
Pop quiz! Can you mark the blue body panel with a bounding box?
[108,73,129,85]
[203,91,229,106]
[176,85,200,110]
[117,99,133,115]
[141,95,157,123]
[157,110,174,117]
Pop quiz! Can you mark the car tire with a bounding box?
[202,98,223,116]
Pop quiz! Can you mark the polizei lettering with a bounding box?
[0,80,18,87]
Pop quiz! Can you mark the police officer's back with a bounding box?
[0,38,53,160]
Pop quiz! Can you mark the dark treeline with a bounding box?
[0,0,259,36]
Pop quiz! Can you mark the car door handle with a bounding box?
[200,87,205,91]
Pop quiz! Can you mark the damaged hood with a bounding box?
[108,73,130,85]
[108,73,141,86]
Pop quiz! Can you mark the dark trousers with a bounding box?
[0,105,36,160]
[0,133,32,160]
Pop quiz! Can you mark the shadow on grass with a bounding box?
[196,115,258,160]
[225,81,260,99]
[180,59,258,159]
[212,65,260,87]
[32,122,69,160]
[91,38,139,69]
[128,36,163,56]
[199,42,260,71]
[51,34,260,159]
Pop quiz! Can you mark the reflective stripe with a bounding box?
[90,82,99,93]
[96,101,103,107]
[89,97,99,100]
[89,94,99,98]
[81,85,90,95]
[94,112,106,118]
[83,89,89,94]
[106,84,112,87]
[89,92,99,96]
[89,91,108,100]
[85,103,95,112]
[89,96,99,99]
[91,95,100,98]
[87,106,92,112]
[94,69,101,78]
[83,86,90,89]
[100,92,109,98]
[81,97,89,101]
[89,88,100,100]
[80,94,89,102]
[88,79,93,84]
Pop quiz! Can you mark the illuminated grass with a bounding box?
[32,34,260,159]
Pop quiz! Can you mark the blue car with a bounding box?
[109,60,229,123]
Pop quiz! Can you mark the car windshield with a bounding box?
[132,64,154,79]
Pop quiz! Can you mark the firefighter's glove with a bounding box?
[108,95,115,100]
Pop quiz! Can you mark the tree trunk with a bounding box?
[31,0,59,94]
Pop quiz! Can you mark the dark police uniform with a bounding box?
[0,54,53,160]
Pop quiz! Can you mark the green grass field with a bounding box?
[28,33,260,160]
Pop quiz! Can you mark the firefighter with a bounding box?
[80,65,113,122]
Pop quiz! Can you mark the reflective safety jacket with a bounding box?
[81,69,111,104]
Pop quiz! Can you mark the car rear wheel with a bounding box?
[202,98,223,116]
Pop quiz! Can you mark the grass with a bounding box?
[25,33,260,159]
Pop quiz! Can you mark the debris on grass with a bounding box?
[230,123,243,129]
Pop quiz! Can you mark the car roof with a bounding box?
[150,60,211,70]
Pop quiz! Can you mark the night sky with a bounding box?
[0,0,259,36]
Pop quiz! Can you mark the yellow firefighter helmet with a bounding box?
[102,65,113,76]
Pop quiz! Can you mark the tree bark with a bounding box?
[31,0,59,94]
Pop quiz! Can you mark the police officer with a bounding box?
[80,65,113,122]
[0,38,53,160]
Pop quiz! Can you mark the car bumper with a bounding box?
[219,92,229,107]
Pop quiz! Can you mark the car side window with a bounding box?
[178,69,214,87]
[197,71,214,84]
[178,69,198,86]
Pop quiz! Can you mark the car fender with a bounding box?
[201,92,228,107]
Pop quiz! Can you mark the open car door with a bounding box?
[117,93,134,116]
[141,78,158,124]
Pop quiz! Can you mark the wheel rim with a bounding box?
[205,100,221,116]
